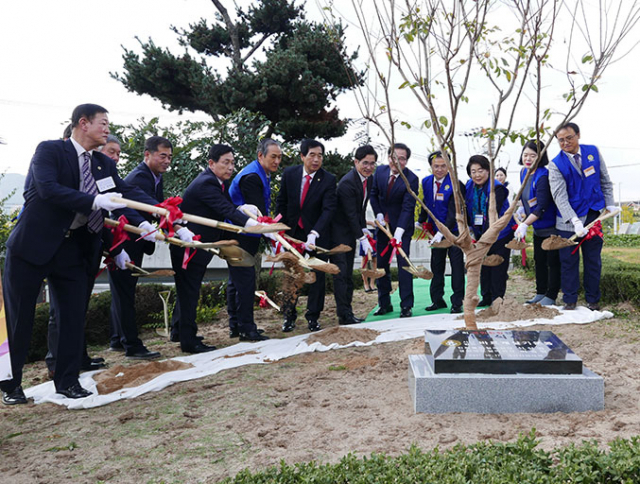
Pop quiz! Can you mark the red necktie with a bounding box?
[387,175,395,198]
[298,174,311,228]
[221,183,225,193]
[435,181,441,200]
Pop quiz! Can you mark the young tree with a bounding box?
[327,0,639,328]
[112,0,363,142]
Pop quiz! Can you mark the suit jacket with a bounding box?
[121,162,164,256]
[369,164,418,234]
[179,169,249,243]
[275,165,337,240]
[8,139,155,266]
[332,167,371,245]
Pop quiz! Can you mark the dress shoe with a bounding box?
[171,334,204,343]
[526,294,545,304]
[563,302,577,310]
[450,305,463,314]
[352,314,364,323]
[126,348,161,360]
[81,361,106,372]
[338,315,360,325]
[373,305,393,316]
[108,343,125,352]
[230,328,264,338]
[425,301,447,311]
[91,357,105,364]
[57,383,92,399]
[477,299,492,308]
[182,342,217,354]
[364,288,376,293]
[307,320,321,332]
[400,307,412,318]
[588,302,601,311]
[2,386,28,405]
[282,319,296,332]
[239,331,270,342]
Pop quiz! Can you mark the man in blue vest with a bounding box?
[417,151,465,314]
[549,122,616,311]
[227,139,282,341]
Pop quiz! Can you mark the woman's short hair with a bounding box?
[466,155,490,176]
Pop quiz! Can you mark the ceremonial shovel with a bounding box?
[241,208,339,274]
[506,212,531,251]
[104,218,255,267]
[374,221,433,279]
[542,209,619,250]
[361,249,385,280]
[101,251,175,278]
[111,197,289,235]
[282,235,352,256]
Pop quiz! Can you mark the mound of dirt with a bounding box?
[475,297,560,322]
[307,326,380,346]
[94,360,193,394]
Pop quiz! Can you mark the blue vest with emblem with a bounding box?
[551,145,604,218]
[421,173,454,225]
[229,159,271,214]
[465,179,513,240]
[519,167,557,230]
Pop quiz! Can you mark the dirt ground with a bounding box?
[1,272,639,484]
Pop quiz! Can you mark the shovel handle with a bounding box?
[241,208,311,268]
[104,218,189,246]
[374,220,415,269]
[568,209,619,242]
[111,197,247,234]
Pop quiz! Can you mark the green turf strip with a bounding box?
[363,276,480,321]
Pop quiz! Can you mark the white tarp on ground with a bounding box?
[24,306,612,409]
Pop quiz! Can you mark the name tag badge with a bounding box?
[435,193,444,201]
[583,165,595,177]
[528,197,537,207]
[96,176,116,192]
[474,214,484,225]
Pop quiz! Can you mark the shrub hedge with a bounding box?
[220,431,640,484]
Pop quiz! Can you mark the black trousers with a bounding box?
[332,241,356,318]
[107,244,146,353]
[533,233,561,299]
[227,265,258,334]
[376,228,414,309]
[429,245,465,307]
[1,229,96,392]
[169,246,212,349]
[480,234,513,302]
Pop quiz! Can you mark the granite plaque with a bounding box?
[424,330,582,375]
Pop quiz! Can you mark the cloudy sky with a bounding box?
[1,0,638,201]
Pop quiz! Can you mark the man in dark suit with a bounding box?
[275,139,337,332]
[170,144,270,352]
[370,143,419,318]
[108,136,178,359]
[227,139,282,340]
[331,145,377,324]
[417,151,465,314]
[1,103,151,404]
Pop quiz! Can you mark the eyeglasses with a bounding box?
[557,134,576,144]
[359,161,377,167]
[394,157,408,162]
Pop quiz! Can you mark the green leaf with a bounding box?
[439,116,448,127]
[582,55,593,63]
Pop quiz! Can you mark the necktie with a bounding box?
[574,153,582,170]
[387,175,395,198]
[221,182,225,193]
[362,179,367,205]
[298,174,311,228]
[435,181,441,200]
[82,152,103,233]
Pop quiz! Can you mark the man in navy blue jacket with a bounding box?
[1,104,152,404]
[108,136,180,360]
[417,151,465,314]
[370,143,419,318]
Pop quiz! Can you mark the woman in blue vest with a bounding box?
[513,140,560,306]
[465,155,514,306]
